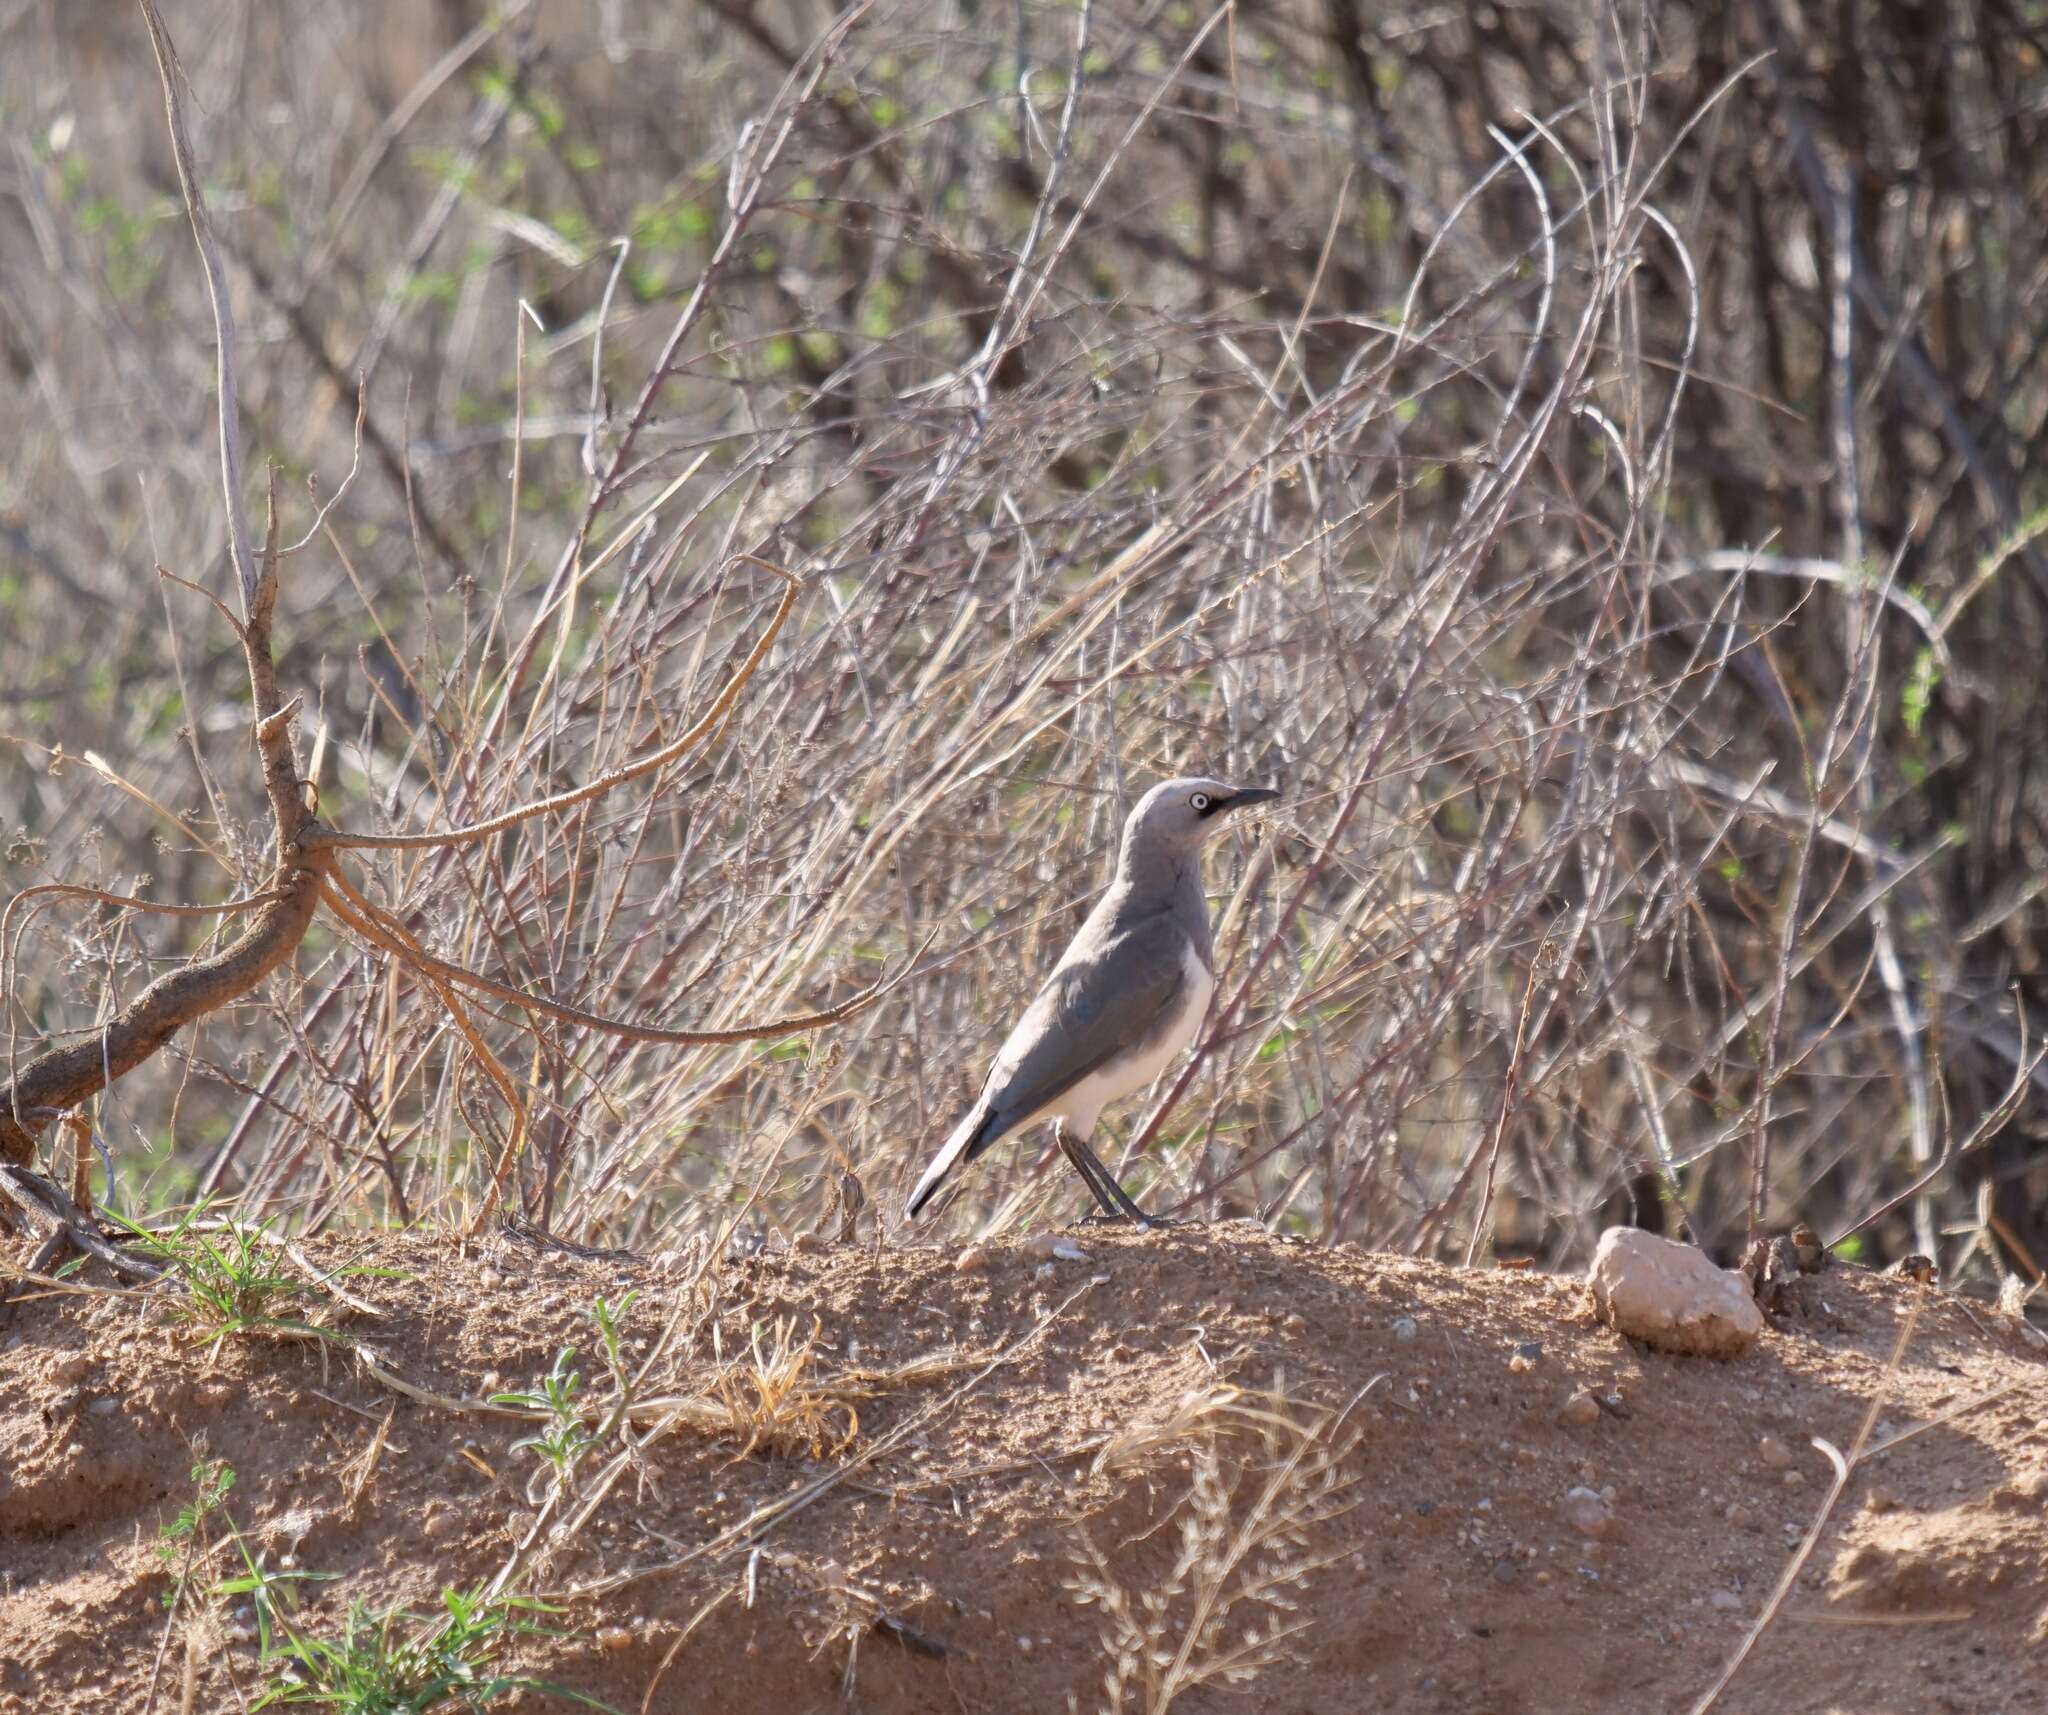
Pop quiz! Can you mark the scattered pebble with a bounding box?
[1515,1341,1543,1362]
[595,1625,634,1652]
[1491,1557,1519,1584]
[1758,1434,1793,1469]
[1723,1502,1753,1527]
[1561,1485,1614,1539]
[1391,1316,1419,1343]
[1709,1590,1743,1612]
[1556,1391,1601,1428]
[953,1246,991,1274]
[1587,1227,1764,1358]
[421,1509,459,1542]
[1782,1469,1806,1486]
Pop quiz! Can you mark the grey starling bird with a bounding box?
[907,776,1278,1226]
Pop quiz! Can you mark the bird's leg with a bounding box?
[1057,1123,1172,1230]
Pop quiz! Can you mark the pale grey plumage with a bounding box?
[907,775,1277,1224]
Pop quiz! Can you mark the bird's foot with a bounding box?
[1077,1208,1178,1231]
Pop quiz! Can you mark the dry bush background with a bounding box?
[1,0,2044,1280]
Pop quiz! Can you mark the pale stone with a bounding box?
[1555,1390,1601,1427]
[1561,1485,1615,1538]
[1587,1227,1764,1358]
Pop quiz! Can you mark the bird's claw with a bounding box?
[1077,1209,1177,1231]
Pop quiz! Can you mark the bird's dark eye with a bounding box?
[1190,792,1211,812]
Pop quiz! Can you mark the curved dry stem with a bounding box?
[319,863,921,1048]
[315,875,527,1231]
[309,555,799,853]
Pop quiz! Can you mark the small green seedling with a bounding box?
[113,1201,319,1348]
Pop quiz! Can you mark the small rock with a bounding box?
[1561,1486,1614,1539]
[1709,1590,1743,1612]
[1514,1341,1543,1362]
[1864,1487,1897,1515]
[1782,1469,1805,1486]
[1391,1316,1419,1343]
[791,1231,824,1255]
[47,1353,93,1387]
[1509,1353,1536,1374]
[594,1625,634,1652]
[1587,1227,1764,1358]
[1555,1391,1601,1428]
[953,1246,991,1274]
[1281,1311,1308,1335]
[421,1509,459,1542]
[1723,1502,1752,1527]
[1491,1558,1519,1585]
[1033,1262,1058,1282]
[1758,1434,1793,1469]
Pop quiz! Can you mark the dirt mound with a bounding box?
[3,1224,2044,1713]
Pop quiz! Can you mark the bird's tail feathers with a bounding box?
[906,1103,1001,1218]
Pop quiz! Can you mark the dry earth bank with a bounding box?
[3,1225,2044,1713]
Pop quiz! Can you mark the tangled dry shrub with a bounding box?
[3,1,2044,1289]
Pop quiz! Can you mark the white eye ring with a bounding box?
[1190,792,1211,811]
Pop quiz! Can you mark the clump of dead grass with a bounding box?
[702,1315,860,1459]
[1067,1388,1365,1714]
[646,1314,985,1459]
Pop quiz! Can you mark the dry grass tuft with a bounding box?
[1068,1389,1364,1714]
[703,1316,860,1461]
[1089,1382,1252,1478]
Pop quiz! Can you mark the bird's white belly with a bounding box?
[1048,944,1213,1137]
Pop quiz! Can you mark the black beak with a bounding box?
[1222,786,1280,812]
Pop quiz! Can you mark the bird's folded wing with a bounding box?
[983,911,1193,1126]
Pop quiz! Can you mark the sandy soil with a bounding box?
[3,1222,2044,1714]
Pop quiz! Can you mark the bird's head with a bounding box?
[1122,776,1280,857]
